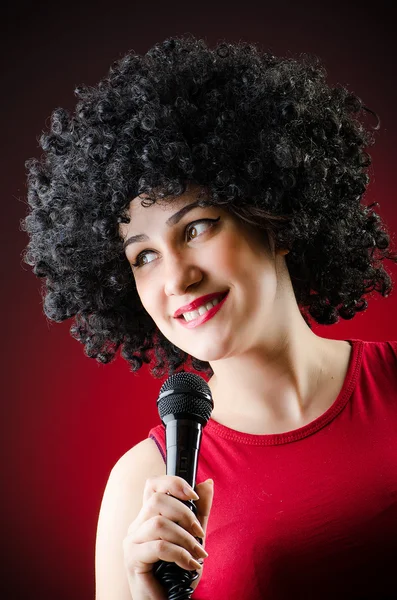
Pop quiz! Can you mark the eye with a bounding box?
[130,217,220,269]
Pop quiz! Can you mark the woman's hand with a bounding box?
[123,476,214,600]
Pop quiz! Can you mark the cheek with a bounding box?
[217,236,276,299]
[134,280,154,317]
[211,235,260,278]
[135,279,168,328]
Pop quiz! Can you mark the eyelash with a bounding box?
[131,217,220,269]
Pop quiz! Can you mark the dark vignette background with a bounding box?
[2,1,396,598]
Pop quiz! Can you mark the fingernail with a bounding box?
[192,520,205,537]
[194,543,208,559]
[183,485,199,500]
[189,557,202,570]
[205,479,214,486]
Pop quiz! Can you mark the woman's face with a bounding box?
[120,185,287,363]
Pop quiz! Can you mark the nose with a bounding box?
[163,252,203,297]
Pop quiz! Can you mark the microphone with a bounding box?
[152,371,214,600]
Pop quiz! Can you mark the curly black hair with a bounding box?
[22,34,397,379]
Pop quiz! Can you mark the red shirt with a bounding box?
[148,339,397,599]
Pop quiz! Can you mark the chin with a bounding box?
[190,345,229,363]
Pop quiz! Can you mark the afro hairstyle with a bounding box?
[22,34,397,379]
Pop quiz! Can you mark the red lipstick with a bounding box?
[176,291,229,329]
[173,291,228,319]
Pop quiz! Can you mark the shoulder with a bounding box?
[358,340,397,403]
[111,437,166,482]
[361,339,397,369]
[95,438,166,600]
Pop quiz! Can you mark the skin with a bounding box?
[119,183,352,435]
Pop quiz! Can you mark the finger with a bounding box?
[131,515,209,562]
[193,479,214,541]
[124,538,204,574]
[129,492,205,539]
[143,475,199,505]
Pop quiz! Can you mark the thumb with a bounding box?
[193,479,214,540]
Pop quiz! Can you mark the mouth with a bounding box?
[176,290,229,329]
[173,290,229,319]
[176,291,228,319]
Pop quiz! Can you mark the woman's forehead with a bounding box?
[119,184,218,240]
[127,183,212,215]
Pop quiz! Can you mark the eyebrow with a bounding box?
[122,200,202,251]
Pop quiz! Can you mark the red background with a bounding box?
[3,1,396,598]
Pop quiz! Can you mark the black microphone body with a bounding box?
[165,417,203,487]
[152,373,213,600]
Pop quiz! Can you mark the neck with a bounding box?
[207,328,350,435]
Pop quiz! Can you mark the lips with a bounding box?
[173,291,229,318]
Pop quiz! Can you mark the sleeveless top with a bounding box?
[148,339,397,599]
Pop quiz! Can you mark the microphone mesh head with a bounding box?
[157,372,213,424]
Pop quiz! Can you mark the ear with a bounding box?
[276,248,290,256]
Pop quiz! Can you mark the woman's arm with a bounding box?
[95,438,166,600]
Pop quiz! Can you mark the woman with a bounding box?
[22,35,397,599]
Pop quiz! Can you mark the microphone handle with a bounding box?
[165,418,203,489]
[153,418,204,598]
